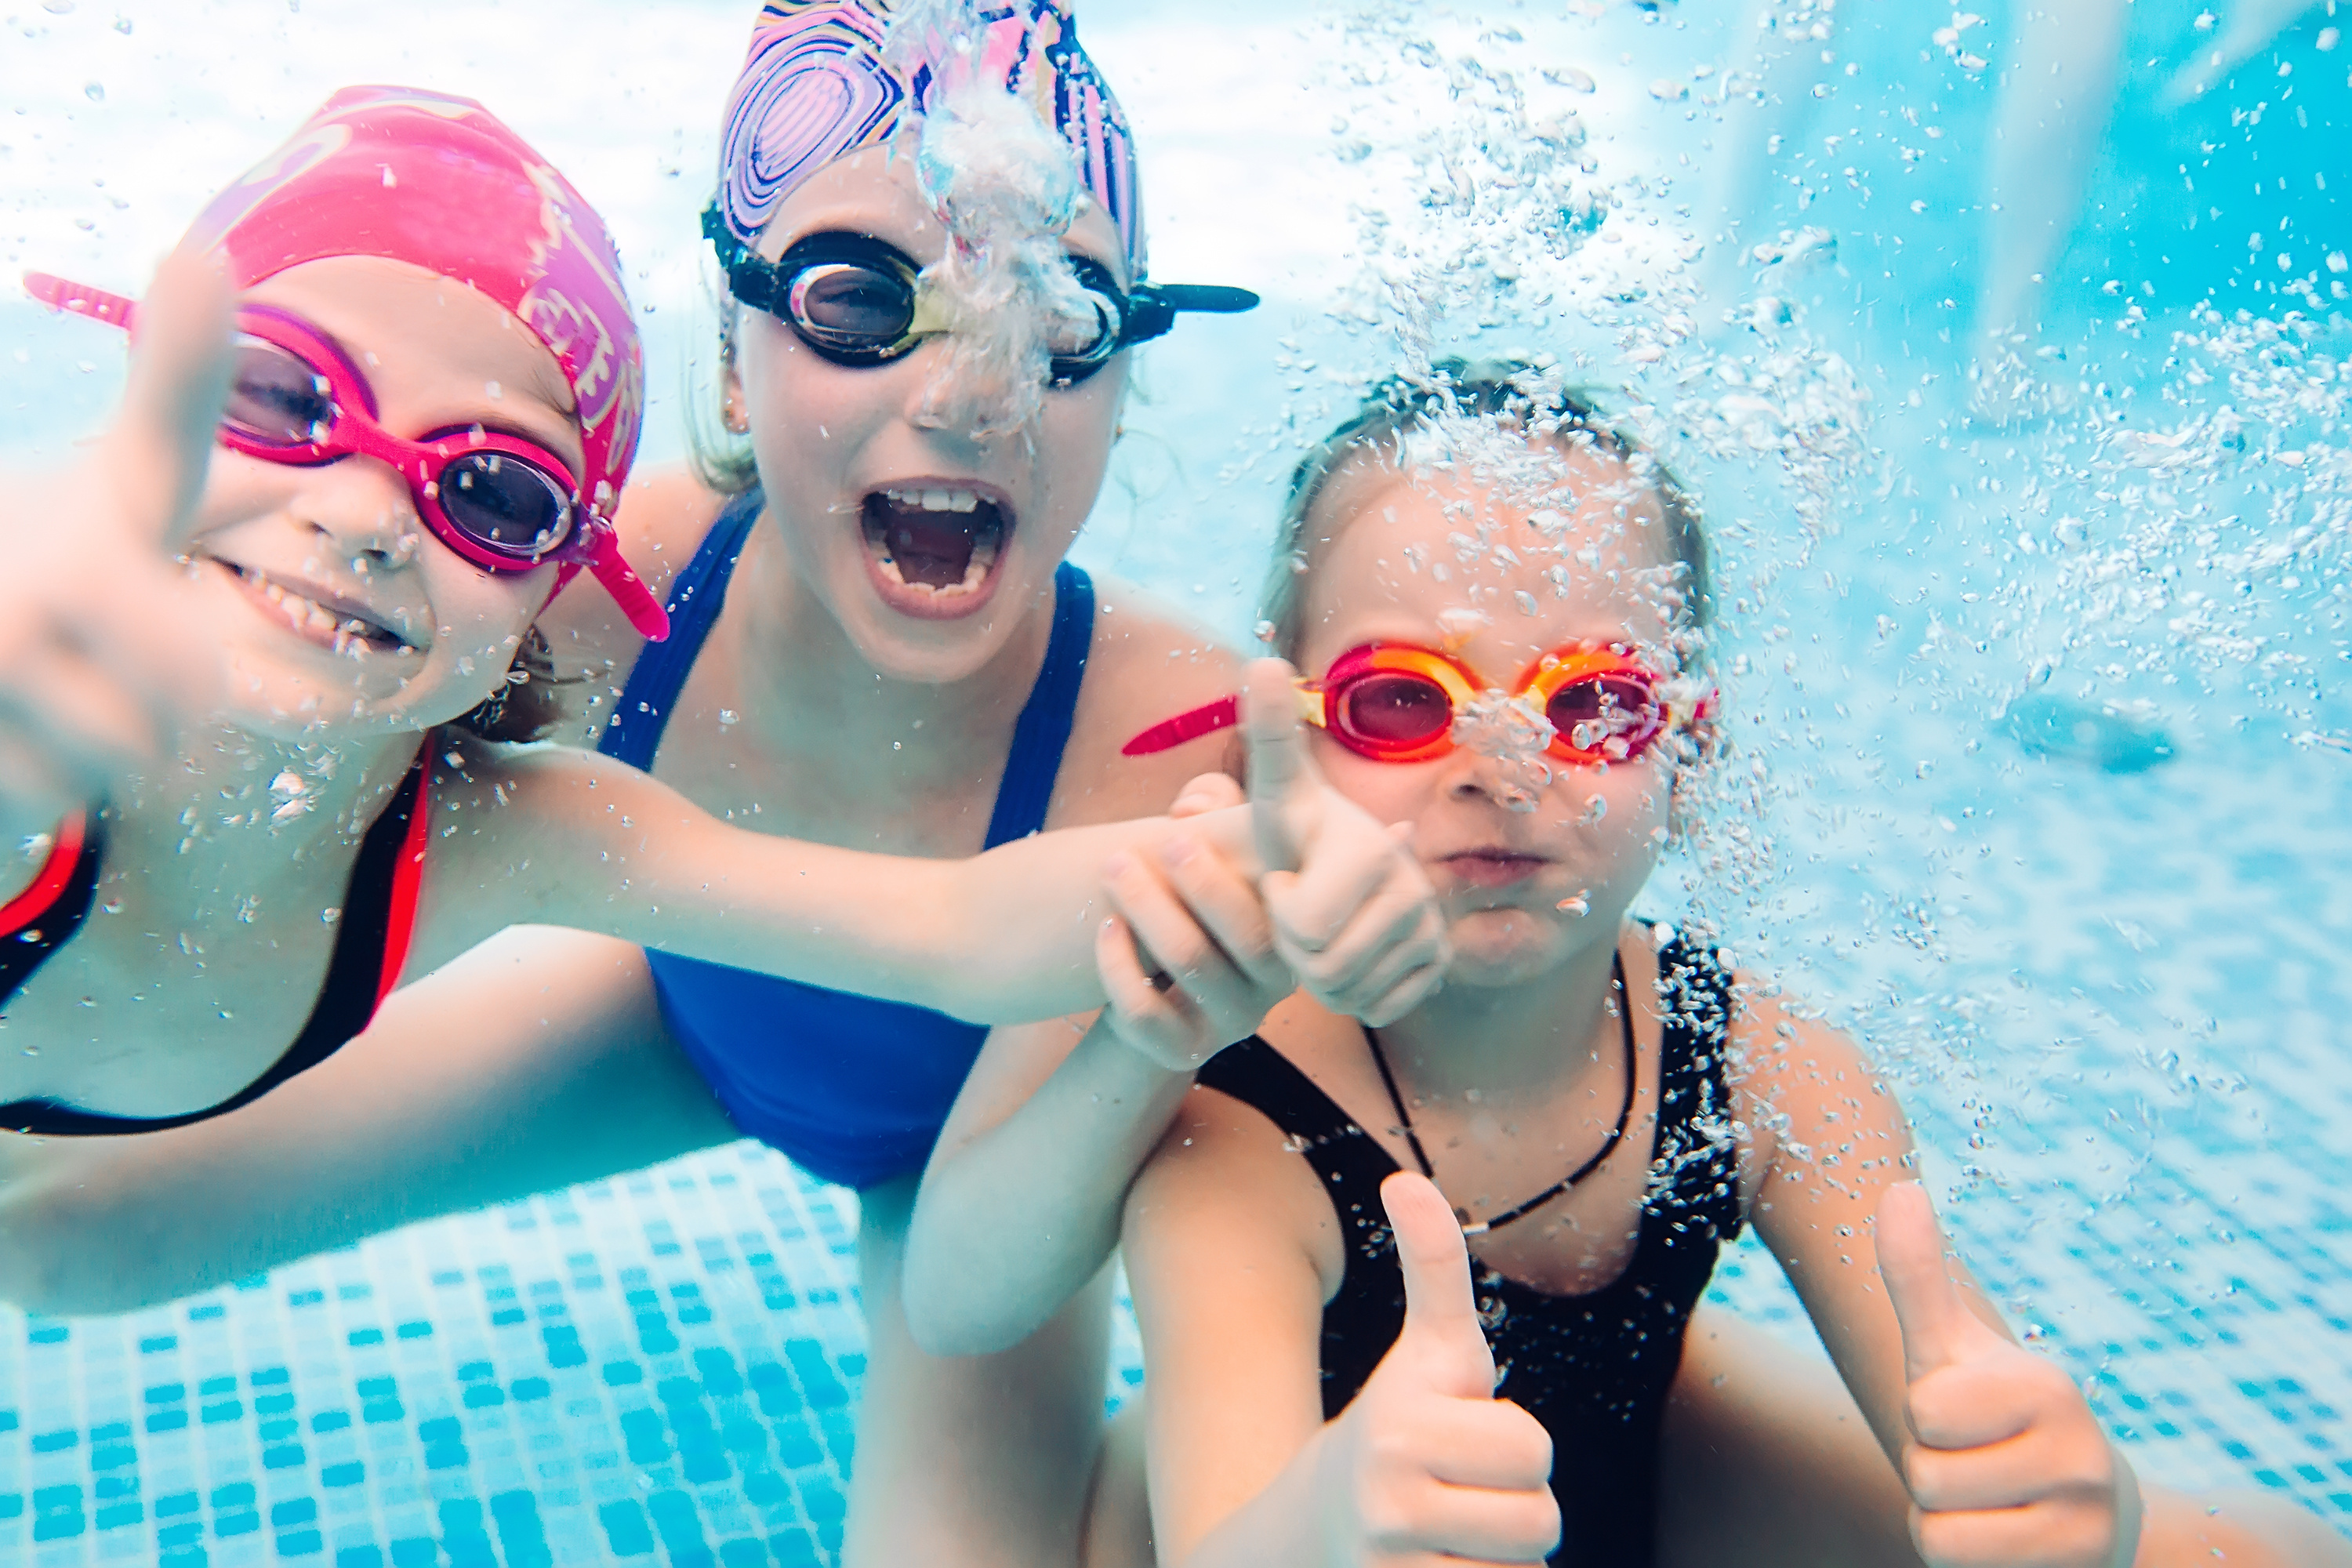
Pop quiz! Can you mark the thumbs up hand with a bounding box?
[1244,659,1450,1029]
[0,250,233,833]
[1319,1172,1559,1566]
[1877,1181,2143,1568]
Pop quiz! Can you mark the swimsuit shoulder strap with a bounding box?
[1649,932,1746,1236]
[981,561,1094,848]
[0,752,430,1137]
[0,809,107,1012]
[598,488,766,770]
[1195,1034,1403,1191]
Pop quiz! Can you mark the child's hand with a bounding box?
[1322,1172,1559,1566]
[1092,769,1281,1073]
[1877,1181,2143,1568]
[1244,659,1450,1027]
[1095,819,1291,1072]
[0,251,232,823]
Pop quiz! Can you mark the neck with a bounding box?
[723,517,1060,779]
[1375,927,1627,1102]
[114,718,423,866]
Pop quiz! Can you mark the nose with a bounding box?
[1437,741,1554,815]
[291,455,423,572]
[902,323,1034,444]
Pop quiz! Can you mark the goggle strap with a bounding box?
[1120,695,1238,757]
[583,532,671,642]
[25,271,137,332]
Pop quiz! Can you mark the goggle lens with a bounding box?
[439,449,576,560]
[1336,672,1455,750]
[1545,674,1665,757]
[224,337,335,448]
[789,263,917,351]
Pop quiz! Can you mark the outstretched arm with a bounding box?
[419,739,1253,1025]
[426,660,1445,1029]
[0,927,732,1316]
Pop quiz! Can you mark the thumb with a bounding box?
[102,246,234,552]
[1245,657,1317,877]
[1875,1180,1986,1383]
[1381,1171,1496,1399]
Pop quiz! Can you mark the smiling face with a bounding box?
[183,255,577,741]
[728,147,1129,684]
[1294,448,1697,988]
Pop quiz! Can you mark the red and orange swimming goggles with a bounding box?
[1123,641,1714,765]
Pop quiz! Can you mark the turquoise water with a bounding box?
[4,0,2350,1560]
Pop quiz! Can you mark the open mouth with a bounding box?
[224,562,418,657]
[858,484,1011,617]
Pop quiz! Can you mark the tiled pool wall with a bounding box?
[0,1023,2343,1568]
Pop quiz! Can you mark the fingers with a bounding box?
[1096,844,1282,1069]
[1405,1398,1555,1494]
[1108,843,1283,1009]
[1245,657,1315,876]
[1364,1476,1560,1566]
[1907,1350,2070,1453]
[1273,873,1448,1017]
[1382,1171,1494,1396]
[1911,1493,2122,1568]
[105,246,234,548]
[1876,1181,1984,1381]
[1150,834,1288,994]
[1907,1420,2103,1513]
[0,622,165,805]
[1167,771,1245,819]
[1263,833,1407,957]
[1362,959,1448,1029]
[1093,913,1216,1070]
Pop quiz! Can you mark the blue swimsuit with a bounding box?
[598,490,1094,1190]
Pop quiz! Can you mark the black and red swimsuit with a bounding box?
[0,759,432,1134]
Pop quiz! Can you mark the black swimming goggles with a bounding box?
[703,204,1259,387]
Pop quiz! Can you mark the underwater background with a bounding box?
[2,0,2349,1560]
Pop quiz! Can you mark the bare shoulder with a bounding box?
[1722,969,1915,1193]
[1050,576,1246,827]
[535,466,735,738]
[1130,1068,1348,1298]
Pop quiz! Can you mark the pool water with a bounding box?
[4,0,2350,1560]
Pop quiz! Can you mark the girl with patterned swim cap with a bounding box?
[0,13,1436,1566]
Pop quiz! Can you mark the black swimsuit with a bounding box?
[0,760,431,1135]
[1192,935,1745,1568]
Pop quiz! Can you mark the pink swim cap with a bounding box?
[183,85,645,528]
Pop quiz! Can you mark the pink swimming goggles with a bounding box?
[28,274,641,601]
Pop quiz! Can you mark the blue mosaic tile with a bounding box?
[1,1091,2343,1568]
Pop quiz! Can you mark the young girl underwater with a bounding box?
[0,9,1445,1566]
[909,365,2352,1567]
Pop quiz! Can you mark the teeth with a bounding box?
[884,486,982,514]
[240,566,394,652]
[869,530,999,597]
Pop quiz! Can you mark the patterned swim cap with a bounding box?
[183,85,644,524]
[715,0,1143,278]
